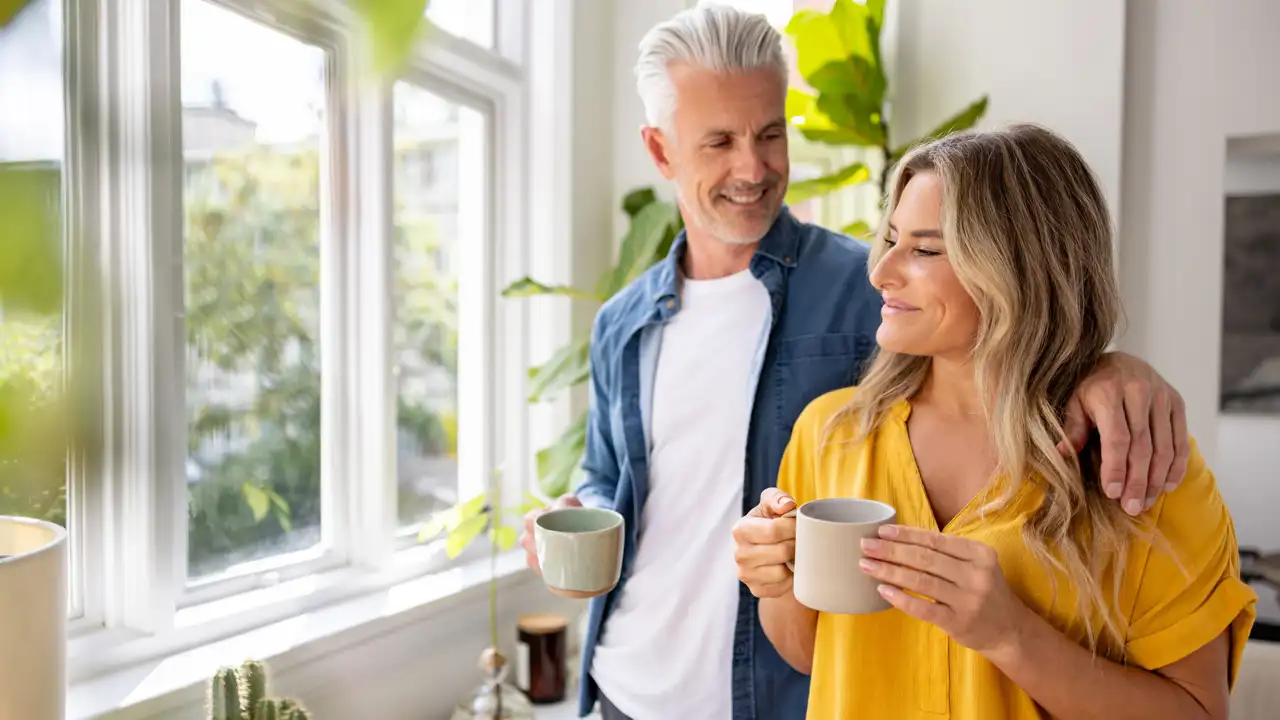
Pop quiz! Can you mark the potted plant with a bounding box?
[782,0,988,235]
[205,659,312,720]
[410,188,679,717]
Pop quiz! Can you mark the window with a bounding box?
[392,83,480,531]
[181,0,330,581]
[427,0,495,49]
[33,0,540,684]
[0,0,78,626]
[0,0,66,528]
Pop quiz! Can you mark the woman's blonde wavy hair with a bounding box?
[831,123,1136,653]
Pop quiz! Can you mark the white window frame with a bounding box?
[61,0,539,685]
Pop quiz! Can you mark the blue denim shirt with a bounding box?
[574,208,883,719]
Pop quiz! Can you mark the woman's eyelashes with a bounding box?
[885,237,943,257]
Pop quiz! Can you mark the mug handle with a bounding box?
[780,507,797,572]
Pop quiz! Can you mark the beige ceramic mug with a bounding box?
[534,507,624,599]
[787,498,897,615]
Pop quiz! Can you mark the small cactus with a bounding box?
[209,667,243,720]
[256,698,281,720]
[240,660,267,714]
[206,659,312,720]
[254,698,312,720]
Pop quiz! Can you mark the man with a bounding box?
[520,6,1190,720]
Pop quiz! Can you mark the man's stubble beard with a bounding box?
[675,184,779,247]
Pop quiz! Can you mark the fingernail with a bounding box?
[879,525,899,538]
[861,539,880,552]
[1144,497,1157,511]
[878,585,896,599]
[859,559,879,573]
[1106,483,1123,499]
[1124,498,1142,516]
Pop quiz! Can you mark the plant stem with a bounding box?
[879,115,892,197]
[490,519,498,651]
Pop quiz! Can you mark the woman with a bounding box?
[732,124,1257,719]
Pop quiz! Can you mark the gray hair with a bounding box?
[634,4,787,131]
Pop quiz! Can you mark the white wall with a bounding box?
[611,0,689,233]
[890,0,1127,227]
[1120,0,1280,550]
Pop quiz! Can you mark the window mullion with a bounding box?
[98,0,186,634]
[495,86,529,520]
[346,65,397,567]
[65,0,104,627]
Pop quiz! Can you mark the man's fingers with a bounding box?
[1145,389,1175,510]
[1119,381,1153,516]
[1059,393,1090,456]
[1085,384,1131,501]
[1167,391,1190,492]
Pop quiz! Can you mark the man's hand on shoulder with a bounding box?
[519,494,583,574]
[1060,352,1190,516]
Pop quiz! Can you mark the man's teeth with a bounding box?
[724,189,766,204]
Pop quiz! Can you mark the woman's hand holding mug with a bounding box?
[733,488,798,599]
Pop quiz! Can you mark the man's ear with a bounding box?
[641,125,677,181]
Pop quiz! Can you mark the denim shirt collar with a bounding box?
[648,207,800,318]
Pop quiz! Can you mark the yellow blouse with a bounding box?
[776,387,1258,719]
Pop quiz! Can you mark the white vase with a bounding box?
[0,516,68,720]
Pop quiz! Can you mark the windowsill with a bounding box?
[68,550,531,720]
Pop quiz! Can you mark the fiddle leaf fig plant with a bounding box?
[783,0,989,236]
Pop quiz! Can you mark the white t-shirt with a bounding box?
[590,268,771,720]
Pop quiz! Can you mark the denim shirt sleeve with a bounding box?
[574,313,619,510]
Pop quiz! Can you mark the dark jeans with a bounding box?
[598,691,633,720]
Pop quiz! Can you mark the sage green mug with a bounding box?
[534,507,624,599]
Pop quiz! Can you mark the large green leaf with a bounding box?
[866,0,886,30]
[622,187,658,218]
[446,514,489,558]
[352,0,430,75]
[598,200,679,298]
[266,487,292,532]
[786,89,873,147]
[500,276,600,301]
[785,0,884,101]
[894,96,990,158]
[527,339,589,402]
[786,162,871,205]
[456,491,489,521]
[506,491,546,517]
[241,483,271,522]
[0,167,63,316]
[814,87,884,146]
[490,525,517,551]
[841,220,874,240]
[536,414,587,498]
[0,0,34,28]
[865,0,886,70]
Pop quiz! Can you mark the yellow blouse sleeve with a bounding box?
[1124,438,1258,686]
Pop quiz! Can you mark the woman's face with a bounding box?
[869,171,981,360]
